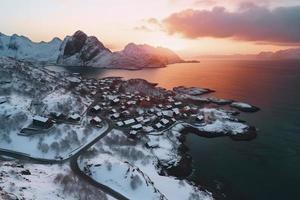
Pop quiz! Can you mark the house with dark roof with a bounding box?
[33,116,53,129]
[68,113,81,122]
[90,105,101,113]
[90,116,102,127]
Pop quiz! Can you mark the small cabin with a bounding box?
[162,110,173,118]
[174,102,183,107]
[112,98,120,104]
[172,108,180,115]
[161,118,170,125]
[135,116,144,123]
[50,112,66,121]
[143,126,154,133]
[184,106,191,111]
[90,116,102,126]
[131,124,143,130]
[33,116,53,129]
[196,115,204,122]
[143,118,151,124]
[124,118,135,126]
[128,130,138,138]
[116,121,124,127]
[91,105,101,113]
[68,113,81,122]
[111,113,121,120]
[155,122,163,129]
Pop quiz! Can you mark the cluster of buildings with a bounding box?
[22,77,206,137]
[84,78,205,138]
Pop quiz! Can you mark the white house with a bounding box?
[156,112,162,117]
[90,116,102,126]
[143,126,154,133]
[129,130,137,136]
[124,118,135,125]
[136,116,144,122]
[196,115,204,122]
[155,123,163,129]
[91,105,101,112]
[143,118,151,124]
[112,113,120,119]
[174,102,182,106]
[162,110,173,117]
[131,124,142,130]
[172,108,180,115]
[116,121,124,127]
[161,118,170,125]
[69,113,81,121]
[112,98,120,103]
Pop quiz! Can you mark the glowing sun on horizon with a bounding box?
[141,33,189,51]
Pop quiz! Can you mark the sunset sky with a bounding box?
[1,0,300,58]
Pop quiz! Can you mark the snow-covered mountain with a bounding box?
[57,30,185,69]
[0,32,61,63]
[0,30,187,68]
[57,30,112,66]
[110,43,184,68]
[257,48,300,60]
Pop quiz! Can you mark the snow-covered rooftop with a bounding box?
[33,115,49,123]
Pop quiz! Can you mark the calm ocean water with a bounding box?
[48,60,300,200]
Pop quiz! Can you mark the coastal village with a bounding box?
[18,74,258,143]
[1,0,299,197]
[0,58,260,200]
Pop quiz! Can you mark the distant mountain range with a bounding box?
[0,31,193,69]
[200,48,300,60]
[256,48,300,60]
[0,32,61,62]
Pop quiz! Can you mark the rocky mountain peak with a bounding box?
[57,30,112,65]
[63,31,88,56]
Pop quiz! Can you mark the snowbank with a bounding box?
[0,161,111,200]
[80,154,166,200]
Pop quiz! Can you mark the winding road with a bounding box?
[0,119,129,200]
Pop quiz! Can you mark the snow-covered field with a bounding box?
[0,58,106,160]
[0,161,111,200]
[42,90,90,115]
[0,93,107,160]
[79,130,214,200]
[0,121,108,160]
[79,154,167,200]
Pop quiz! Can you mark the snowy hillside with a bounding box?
[0,32,61,63]
[0,161,111,200]
[107,43,184,69]
[80,154,167,200]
